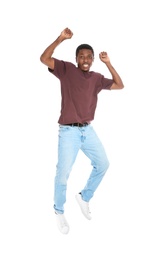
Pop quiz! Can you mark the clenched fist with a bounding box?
[60,28,73,40]
[99,51,110,63]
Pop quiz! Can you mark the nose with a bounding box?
[83,57,88,62]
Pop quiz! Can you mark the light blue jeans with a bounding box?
[54,124,109,214]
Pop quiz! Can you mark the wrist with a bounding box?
[57,35,64,43]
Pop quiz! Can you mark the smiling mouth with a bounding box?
[83,64,89,68]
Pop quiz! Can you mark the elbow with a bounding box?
[40,55,49,66]
[40,54,45,64]
[39,55,54,69]
[111,82,124,90]
[120,83,124,89]
[117,80,124,89]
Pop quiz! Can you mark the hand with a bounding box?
[60,27,73,40]
[99,52,110,63]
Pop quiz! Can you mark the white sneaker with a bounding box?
[55,212,69,234]
[75,193,91,220]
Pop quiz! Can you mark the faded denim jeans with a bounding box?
[54,124,109,214]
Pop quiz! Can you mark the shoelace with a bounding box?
[60,216,68,228]
[56,213,68,228]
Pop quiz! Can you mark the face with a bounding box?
[76,49,94,71]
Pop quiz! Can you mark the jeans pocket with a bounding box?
[58,125,71,137]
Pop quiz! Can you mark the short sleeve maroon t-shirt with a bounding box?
[48,58,114,124]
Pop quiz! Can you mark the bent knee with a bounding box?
[98,157,109,172]
[104,158,110,171]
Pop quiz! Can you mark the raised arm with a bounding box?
[99,52,124,90]
[40,28,73,70]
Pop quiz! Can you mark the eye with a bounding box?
[88,55,93,59]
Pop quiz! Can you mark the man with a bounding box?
[40,27,124,234]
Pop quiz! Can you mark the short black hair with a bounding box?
[76,44,94,57]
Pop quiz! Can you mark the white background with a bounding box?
[0,0,162,259]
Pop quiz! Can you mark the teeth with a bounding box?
[83,64,88,67]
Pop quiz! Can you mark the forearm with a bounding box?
[40,35,63,63]
[106,61,124,89]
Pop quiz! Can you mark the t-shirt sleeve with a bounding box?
[48,58,66,79]
[101,76,114,90]
[95,74,114,92]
